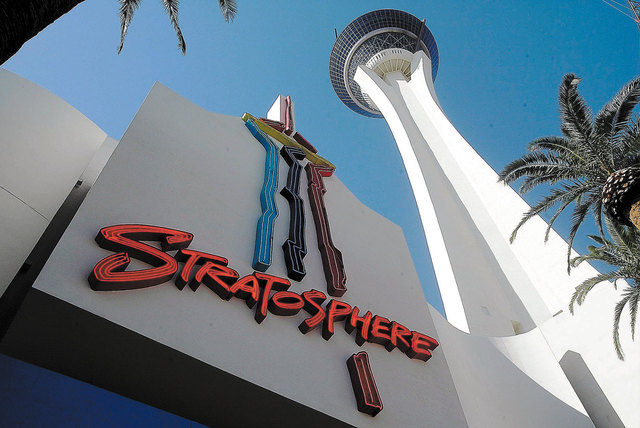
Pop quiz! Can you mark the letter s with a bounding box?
[89,224,193,291]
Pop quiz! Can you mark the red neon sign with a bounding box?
[89,224,440,417]
[89,224,439,362]
[347,352,383,417]
[89,224,439,361]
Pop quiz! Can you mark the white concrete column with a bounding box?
[355,65,470,333]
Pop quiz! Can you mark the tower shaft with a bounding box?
[355,51,597,336]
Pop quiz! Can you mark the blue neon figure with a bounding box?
[245,119,280,271]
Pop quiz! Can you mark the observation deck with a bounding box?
[329,9,439,118]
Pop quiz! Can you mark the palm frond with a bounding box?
[544,196,578,242]
[118,0,143,54]
[620,114,640,156]
[605,215,634,253]
[629,287,639,340]
[219,0,238,22]
[503,75,640,274]
[595,77,640,144]
[526,136,577,157]
[613,290,633,360]
[570,220,640,359]
[509,182,589,242]
[118,0,238,54]
[591,197,606,239]
[499,151,577,186]
[571,239,620,267]
[559,74,594,147]
[519,171,585,194]
[566,196,598,271]
[569,271,623,313]
[161,0,186,54]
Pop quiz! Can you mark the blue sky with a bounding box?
[1,0,639,425]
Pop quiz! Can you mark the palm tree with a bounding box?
[499,73,640,269]
[570,217,639,359]
[0,0,237,64]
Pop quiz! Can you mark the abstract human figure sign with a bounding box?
[280,146,307,281]
[245,118,280,272]
[305,163,347,297]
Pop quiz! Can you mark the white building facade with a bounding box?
[0,9,636,427]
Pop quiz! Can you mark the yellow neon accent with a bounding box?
[242,113,336,170]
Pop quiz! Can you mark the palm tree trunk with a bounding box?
[1,0,86,65]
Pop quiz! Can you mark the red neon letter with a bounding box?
[298,289,327,334]
[346,352,383,417]
[198,262,239,300]
[230,274,261,308]
[89,224,193,291]
[174,249,227,291]
[268,291,305,316]
[322,299,352,340]
[345,306,373,346]
[407,331,439,362]
[368,316,392,347]
[254,272,291,324]
[386,321,412,353]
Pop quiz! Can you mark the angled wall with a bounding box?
[0,69,107,296]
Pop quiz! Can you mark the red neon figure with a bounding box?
[89,224,193,291]
[305,163,347,297]
[346,352,383,417]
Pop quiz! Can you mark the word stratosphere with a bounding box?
[89,224,439,362]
